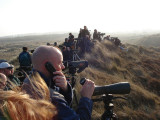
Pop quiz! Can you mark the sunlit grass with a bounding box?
[1,35,160,120]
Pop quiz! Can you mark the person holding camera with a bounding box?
[23,45,95,120]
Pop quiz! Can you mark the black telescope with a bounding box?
[80,78,130,96]
[68,61,88,74]
[93,82,130,96]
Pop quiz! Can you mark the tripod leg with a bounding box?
[75,53,80,61]
[73,88,79,106]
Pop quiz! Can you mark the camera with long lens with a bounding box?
[98,32,105,37]
[68,60,88,74]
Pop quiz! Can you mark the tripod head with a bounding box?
[92,94,128,120]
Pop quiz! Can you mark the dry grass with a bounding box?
[0,34,65,62]
[77,40,160,120]
[1,35,160,120]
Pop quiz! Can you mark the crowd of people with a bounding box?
[0,25,127,120]
[63,27,91,58]
[0,44,95,119]
[61,26,127,63]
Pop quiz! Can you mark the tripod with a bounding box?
[92,94,127,120]
[68,73,79,106]
[71,75,79,106]
[72,50,80,61]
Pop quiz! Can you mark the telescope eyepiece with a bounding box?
[80,78,86,85]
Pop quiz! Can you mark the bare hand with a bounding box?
[80,79,95,99]
[53,71,68,92]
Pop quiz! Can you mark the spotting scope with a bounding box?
[80,78,130,96]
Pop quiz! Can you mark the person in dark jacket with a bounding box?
[64,38,70,48]
[68,33,74,43]
[18,47,32,71]
[78,28,83,39]
[68,33,75,50]
[23,45,95,120]
[62,46,72,61]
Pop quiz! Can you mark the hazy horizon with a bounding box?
[1,29,160,38]
[0,0,160,37]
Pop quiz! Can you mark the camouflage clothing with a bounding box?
[93,32,99,40]
[81,29,90,38]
